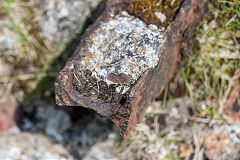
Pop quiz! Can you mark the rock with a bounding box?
[20,101,113,159]
[0,96,18,133]
[179,143,194,158]
[34,102,72,142]
[0,127,74,160]
[83,133,118,160]
[0,17,20,56]
[65,119,112,159]
[32,0,102,45]
[204,125,240,160]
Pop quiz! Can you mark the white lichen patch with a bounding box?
[77,11,165,95]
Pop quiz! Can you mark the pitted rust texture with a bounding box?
[55,0,208,138]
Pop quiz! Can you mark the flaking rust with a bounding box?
[55,0,208,138]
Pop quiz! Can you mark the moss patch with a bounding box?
[124,0,182,28]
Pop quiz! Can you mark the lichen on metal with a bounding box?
[55,0,209,138]
[73,11,165,103]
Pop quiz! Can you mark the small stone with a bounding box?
[0,127,74,160]
[34,0,102,45]
[179,143,194,158]
[154,12,167,23]
[204,126,240,160]
[34,102,72,142]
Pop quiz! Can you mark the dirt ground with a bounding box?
[0,0,239,160]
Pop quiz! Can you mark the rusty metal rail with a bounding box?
[55,0,208,138]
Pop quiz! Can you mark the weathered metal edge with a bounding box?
[55,0,208,139]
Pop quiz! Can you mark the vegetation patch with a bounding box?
[124,0,182,28]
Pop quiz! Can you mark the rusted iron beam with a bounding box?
[55,0,208,138]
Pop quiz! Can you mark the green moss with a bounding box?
[124,0,182,27]
[181,0,240,117]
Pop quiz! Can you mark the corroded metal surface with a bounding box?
[73,11,165,104]
[55,0,208,138]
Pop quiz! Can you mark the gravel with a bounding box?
[33,0,102,45]
[0,127,74,160]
